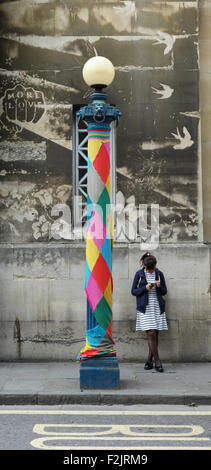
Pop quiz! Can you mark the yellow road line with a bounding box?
[30,441,211,451]
[0,410,211,415]
[33,423,206,437]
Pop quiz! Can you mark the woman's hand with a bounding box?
[146,283,153,290]
[155,280,160,287]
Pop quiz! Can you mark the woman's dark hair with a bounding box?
[140,252,157,270]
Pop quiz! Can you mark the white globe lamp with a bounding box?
[82,56,115,89]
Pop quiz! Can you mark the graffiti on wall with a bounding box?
[0,0,200,243]
[2,84,45,125]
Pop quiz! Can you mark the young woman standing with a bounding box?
[131,252,168,372]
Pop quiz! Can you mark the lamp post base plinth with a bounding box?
[80,356,120,390]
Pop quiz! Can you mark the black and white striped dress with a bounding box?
[136,270,168,331]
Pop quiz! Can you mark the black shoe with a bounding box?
[155,361,163,372]
[144,360,153,370]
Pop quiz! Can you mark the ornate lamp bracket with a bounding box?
[77,91,121,128]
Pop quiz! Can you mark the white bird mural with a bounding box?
[152,83,174,100]
[140,126,194,151]
[171,127,194,150]
[152,32,175,55]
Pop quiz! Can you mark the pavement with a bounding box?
[0,361,211,406]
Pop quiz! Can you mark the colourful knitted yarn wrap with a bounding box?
[77,124,116,361]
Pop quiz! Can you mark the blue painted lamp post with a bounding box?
[77,56,121,389]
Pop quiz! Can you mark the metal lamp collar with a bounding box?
[77,85,121,127]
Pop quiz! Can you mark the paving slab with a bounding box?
[0,362,210,406]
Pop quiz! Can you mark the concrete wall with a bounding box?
[0,243,210,361]
[199,0,211,242]
[0,0,211,362]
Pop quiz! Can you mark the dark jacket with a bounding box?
[131,268,167,314]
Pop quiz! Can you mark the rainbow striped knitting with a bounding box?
[77,124,116,361]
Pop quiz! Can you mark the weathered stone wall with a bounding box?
[0,243,210,361]
[0,0,210,362]
[0,0,202,243]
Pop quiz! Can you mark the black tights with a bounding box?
[147,329,160,364]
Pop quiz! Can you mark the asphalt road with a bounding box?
[0,404,211,453]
